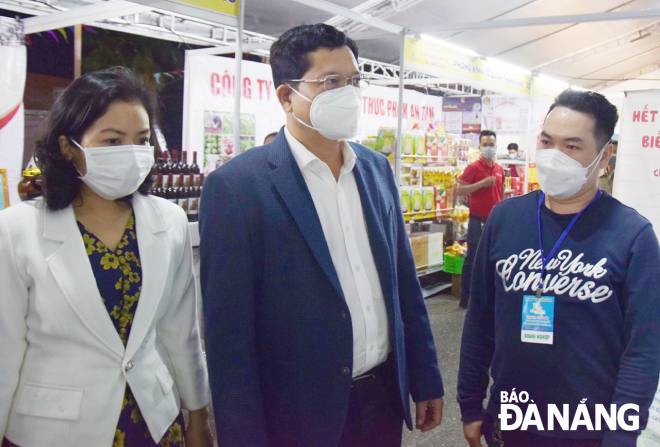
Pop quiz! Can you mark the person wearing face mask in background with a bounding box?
[200,24,444,447]
[455,130,505,309]
[0,67,212,447]
[507,142,521,177]
[458,90,660,447]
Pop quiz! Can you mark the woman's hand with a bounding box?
[185,407,214,447]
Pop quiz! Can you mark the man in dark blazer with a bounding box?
[200,23,444,447]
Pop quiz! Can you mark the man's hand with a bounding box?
[463,420,483,447]
[480,176,496,187]
[415,398,443,432]
[185,407,214,447]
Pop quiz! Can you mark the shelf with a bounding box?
[402,163,457,168]
[422,282,452,299]
[497,159,527,166]
[417,265,444,276]
[403,209,454,217]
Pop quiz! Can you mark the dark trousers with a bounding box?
[460,216,486,308]
[337,358,404,447]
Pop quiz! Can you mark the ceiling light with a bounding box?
[419,33,479,57]
[485,57,531,75]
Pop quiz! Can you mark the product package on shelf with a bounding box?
[427,231,444,268]
[410,233,429,271]
[413,125,426,163]
[402,131,414,164]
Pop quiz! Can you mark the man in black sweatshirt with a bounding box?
[458,90,660,447]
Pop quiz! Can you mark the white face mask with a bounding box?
[536,146,605,199]
[72,139,155,200]
[289,85,362,141]
[480,146,497,160]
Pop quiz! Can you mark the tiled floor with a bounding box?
[402,294,467,447]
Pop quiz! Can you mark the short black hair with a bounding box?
[548,89,618,149]
[263,132,278,144]
[35,67,158,210]
[479,130,497,143]
[269,24,359,88]
[507,143,519,151]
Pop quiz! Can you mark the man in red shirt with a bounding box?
[456,130,504,309]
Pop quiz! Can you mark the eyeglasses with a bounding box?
[286,74,370,91]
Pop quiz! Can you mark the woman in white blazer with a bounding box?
[0,67,212,447]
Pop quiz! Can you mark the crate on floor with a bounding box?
[443,253,465,274]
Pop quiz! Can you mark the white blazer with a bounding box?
[0,194,211,447]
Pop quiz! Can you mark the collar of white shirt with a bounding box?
[284,126,357,176]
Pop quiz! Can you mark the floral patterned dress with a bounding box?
[78,212,185,447]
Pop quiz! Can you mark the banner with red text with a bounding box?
[183,55,443,172]
[358,85,442,138]
[614,90,660,443]
[0,17,26,208]
[613,90,660,241]
[183,54,285,173]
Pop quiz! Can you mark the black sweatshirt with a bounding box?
[458,191,660,446]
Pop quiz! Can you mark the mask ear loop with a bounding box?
[69,138,89,178]
[585,142,608,177]
[287,83,319,133]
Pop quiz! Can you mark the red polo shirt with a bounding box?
[459,157,504,220]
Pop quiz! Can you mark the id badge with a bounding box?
[521,295,555,345]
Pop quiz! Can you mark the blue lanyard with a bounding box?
[536,190,602,295]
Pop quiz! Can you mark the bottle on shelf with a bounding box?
[179,150,190,174]
[181,150,192,188]
[156,151,167,174]
[190,151,201,188]
[176,174,188,213]
[188,176,200,222]
[190,151,201,174]
[171,150,181,187]
[162,151,173,174]
[165,173,177,204]
[152,174,163,197]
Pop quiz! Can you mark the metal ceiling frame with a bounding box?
[9,0,660,149]
[325,0,424,35]
[23,0,147,33]
[10,0,275,46]
[288,0,403,34]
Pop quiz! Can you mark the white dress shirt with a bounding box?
[285,127,390,377]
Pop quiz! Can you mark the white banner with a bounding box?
[358,85,442,138]
[482,96,531,134]
[613,90,660,444]
[183,54,286,174]
[613,90,660,240]
[183,55,444,173]
[0,17,26,208]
